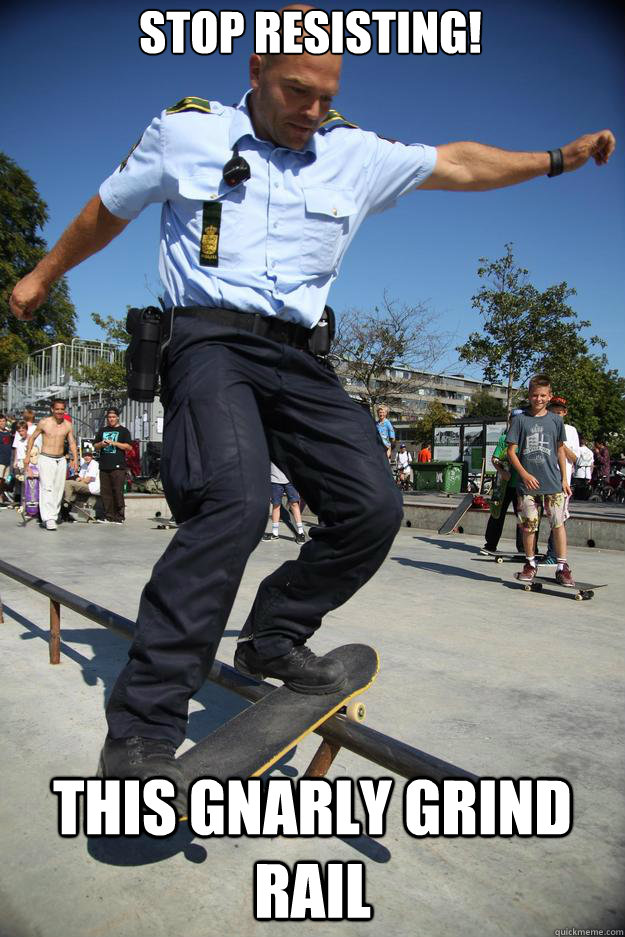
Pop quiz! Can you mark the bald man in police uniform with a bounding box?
[10,6,615,799]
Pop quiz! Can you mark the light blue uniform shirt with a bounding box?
[100,92,436,328]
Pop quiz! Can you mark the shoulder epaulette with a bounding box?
[166,96,212,115]
[319,109,359,132]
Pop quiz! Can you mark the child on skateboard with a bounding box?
[506,374,575,587]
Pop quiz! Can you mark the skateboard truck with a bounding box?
[304,698,367,778]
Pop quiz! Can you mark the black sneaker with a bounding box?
[234,642,346,695]
[98,736,187,817]
[262,532,279,541]
[295,532,306,544]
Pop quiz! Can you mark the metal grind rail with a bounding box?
[0,558,477,783]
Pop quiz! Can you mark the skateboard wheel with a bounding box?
[575,593,583,601]
[345,700,366,722]
[496,557,503,564]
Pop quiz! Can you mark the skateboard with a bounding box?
[480,549,546,564]
[150,512,178,529]
[513,573,607,601]
[69,502,97,523]
[438,493,474,534]
[177,644,379,813]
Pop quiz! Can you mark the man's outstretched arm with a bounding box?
[10,196,130,321]
[419,129,615,191]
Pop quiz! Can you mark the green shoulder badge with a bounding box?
[166,96,212,115]
[319,109,359,132]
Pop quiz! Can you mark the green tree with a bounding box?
[72,313,128,399]
[539,345,625,445]
[0,151,76,380]
[333,292,447,415]
[411,401,455,446]
[457,244,589,414]
[463,389,507,421]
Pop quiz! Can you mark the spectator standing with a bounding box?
[396,443,413,487]
[507,374,574,586]
[418,444,432,463]
[263,462,306,543]
[593,441,611,481]
[24,399,78,531]
[12,407,35,444]
[93,408,132,524]
[375,405,395,460]
[543,396,580,564]
[573,438,594,499]
[482,409,525,554]
[0,414,13,507]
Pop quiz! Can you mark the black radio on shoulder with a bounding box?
[125,306,163,402]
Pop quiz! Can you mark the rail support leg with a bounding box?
[50,599,61,665]
[304,740,341,778]
[0,593,4,624]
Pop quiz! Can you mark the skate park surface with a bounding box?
[0,508,623,937]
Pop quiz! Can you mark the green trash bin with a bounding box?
[412,461,465,493]
[441,462,464,494]
[412,461,446,492]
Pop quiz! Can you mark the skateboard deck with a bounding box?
[70,502,96,523]
[513,573,607,601]
[480,550,546,564]
[438,493,474,534]
[177,644,378,800]
[150,513,178,529]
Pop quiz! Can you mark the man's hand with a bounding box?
[10,272,52,321]
[523,472,540,491]
[562,130,616,172]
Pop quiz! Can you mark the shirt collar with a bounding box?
[231,90,317,159]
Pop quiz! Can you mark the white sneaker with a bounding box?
[45,519,57,531]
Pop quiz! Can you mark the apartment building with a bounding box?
[337,362,510,421]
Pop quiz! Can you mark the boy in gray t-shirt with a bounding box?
[507,374,574,586]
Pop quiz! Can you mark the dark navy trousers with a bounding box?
[106,315,403,746]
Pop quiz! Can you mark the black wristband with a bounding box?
[547,148,564,177]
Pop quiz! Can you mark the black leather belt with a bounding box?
[174,306,312,350]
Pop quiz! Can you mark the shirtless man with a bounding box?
[24,399,78,531]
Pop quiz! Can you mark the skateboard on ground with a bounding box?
[150,512,178,529]
[438,493,474,534]
[480,549,546,564]
[177,644,378,813]
[513,573,607,601]
[69,502,97,523]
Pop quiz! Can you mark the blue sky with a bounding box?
[3,0,624,379]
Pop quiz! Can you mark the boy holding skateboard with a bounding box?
[506,375,575,586]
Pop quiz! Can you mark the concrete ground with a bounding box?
[0,507,623,937]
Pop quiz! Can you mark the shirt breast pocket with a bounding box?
[178,173,244,268]
[300,187,356,276]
